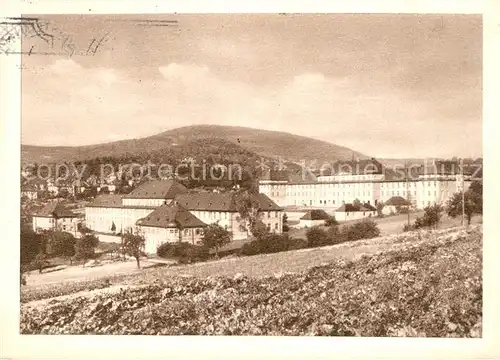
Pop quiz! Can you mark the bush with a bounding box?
[410,204,444,230]
[74,234,99,263]
[306,227,330,248]
[282,214,290,232]
[286,237,308,251]
[157,242,209,264]
[157,242,178,258]
[324,216,339,227]
[403,223,416,232]
[342,219,381,242]
[239,234,304,256]
[239,240,262,256]
[327,225,346,245]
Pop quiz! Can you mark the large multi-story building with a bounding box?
[259,159,473,212]
[85,180,284,253]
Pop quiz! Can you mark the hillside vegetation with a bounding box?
[21,125,365,164]
[21,226,482,336]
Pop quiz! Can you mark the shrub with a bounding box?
[157,242,178,258]
[306,227,330,248]
[403,223,416,232]
[240,234,302,256]
[342,219,381,241]
[46,231,76,261]
[282,214,290,232]
[20,227,43,265]
[260,233,289,254]
[327,225,346,245]
[157,242,208,264]
[239,240,262,256]
[324,216,339,227]
[286,237,308,251]
[412,204,443,230]
[201,223,231,257]
[376,202,385,217]
[74,234,99,264]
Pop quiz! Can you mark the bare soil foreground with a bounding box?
[20,226,482,336]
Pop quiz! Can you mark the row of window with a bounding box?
[286,191,373,197]
[381,190,416,197]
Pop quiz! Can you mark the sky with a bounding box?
[21,14,482,158]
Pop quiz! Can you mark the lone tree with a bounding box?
[46,230,76,264]
[414,204,443,229]
[122,230,146,268]
[376,201,385,217]
[20,226,43,265]
[446,181,483,225]
[33,252,48,274]
[74,233,99,266]
[352,198,362,210]
[235,189,261,236]
[306,226,330,248]
[201,223,231,258]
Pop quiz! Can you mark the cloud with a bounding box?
[22,60,481,158]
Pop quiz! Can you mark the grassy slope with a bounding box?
[21,226,482,336]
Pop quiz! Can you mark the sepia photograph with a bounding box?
[6,11,486,340]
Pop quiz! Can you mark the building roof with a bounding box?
[175,192,238,211]
[124,180,188,199]
[362,203,377,211]
[136,203,207,229]
[251,193,284,211]
[174,192,283,212]
[34,202,77,218]
[87,194,124,208]
[385,196,410,206]
[300,209,330,220]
